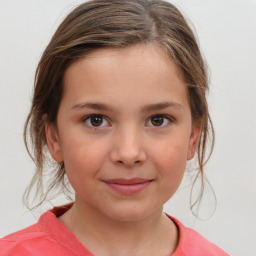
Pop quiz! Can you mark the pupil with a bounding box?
[91,116,103,126]
[152,116,163,126]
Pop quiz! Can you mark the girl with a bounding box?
[0,0,229,255]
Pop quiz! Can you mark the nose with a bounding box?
[109,127,147,167]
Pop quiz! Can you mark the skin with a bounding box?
[45,44,201,256]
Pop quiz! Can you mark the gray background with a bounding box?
[0,0,256,255]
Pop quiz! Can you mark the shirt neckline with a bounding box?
[38,203,185,255]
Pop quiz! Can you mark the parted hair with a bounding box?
[24,0,214,210]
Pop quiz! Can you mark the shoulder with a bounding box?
[0,208,69,256]
[168,215,230,256]
[0,204,90,256]
[0,223,51,256]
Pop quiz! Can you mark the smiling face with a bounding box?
[45,44,201,222]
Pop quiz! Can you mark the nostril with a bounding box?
[109,145,147,166]
[116,159,141,166]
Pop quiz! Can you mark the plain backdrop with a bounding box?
[0,0,256,255]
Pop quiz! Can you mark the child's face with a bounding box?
[46,44,201,221]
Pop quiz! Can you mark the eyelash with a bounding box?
[82,114,174,128]
[82,114,110,128]
[146,114,174,127]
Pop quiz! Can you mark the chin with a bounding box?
[105,204,161,223]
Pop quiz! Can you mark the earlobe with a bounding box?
[45,120,63,162]
[187,119,202,160]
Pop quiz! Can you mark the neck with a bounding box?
[59,200,178,256]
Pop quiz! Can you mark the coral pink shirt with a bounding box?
[0,204,229,255]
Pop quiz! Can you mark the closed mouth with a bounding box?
[102,178,154,194]
[103,178,153,185]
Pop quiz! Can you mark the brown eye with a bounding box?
[84,115,109,128]
[146,115,172,127]
[90,116,103,126]
[151,116,164,126]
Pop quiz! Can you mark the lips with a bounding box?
[103,178,153,194]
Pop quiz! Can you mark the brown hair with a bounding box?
[23,0,214,211]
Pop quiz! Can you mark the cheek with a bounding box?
[60,136,109,180]
[151,138,189,177]
[148,140,189,203]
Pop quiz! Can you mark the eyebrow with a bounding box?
[71,102,116,112]
[140,102,183,112]
[71,101,183,112]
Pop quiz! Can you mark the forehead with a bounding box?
[62,44,189,109]
[65,44,185,82]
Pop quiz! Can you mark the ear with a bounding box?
[187,119,202,160]
[45,120,63,162]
